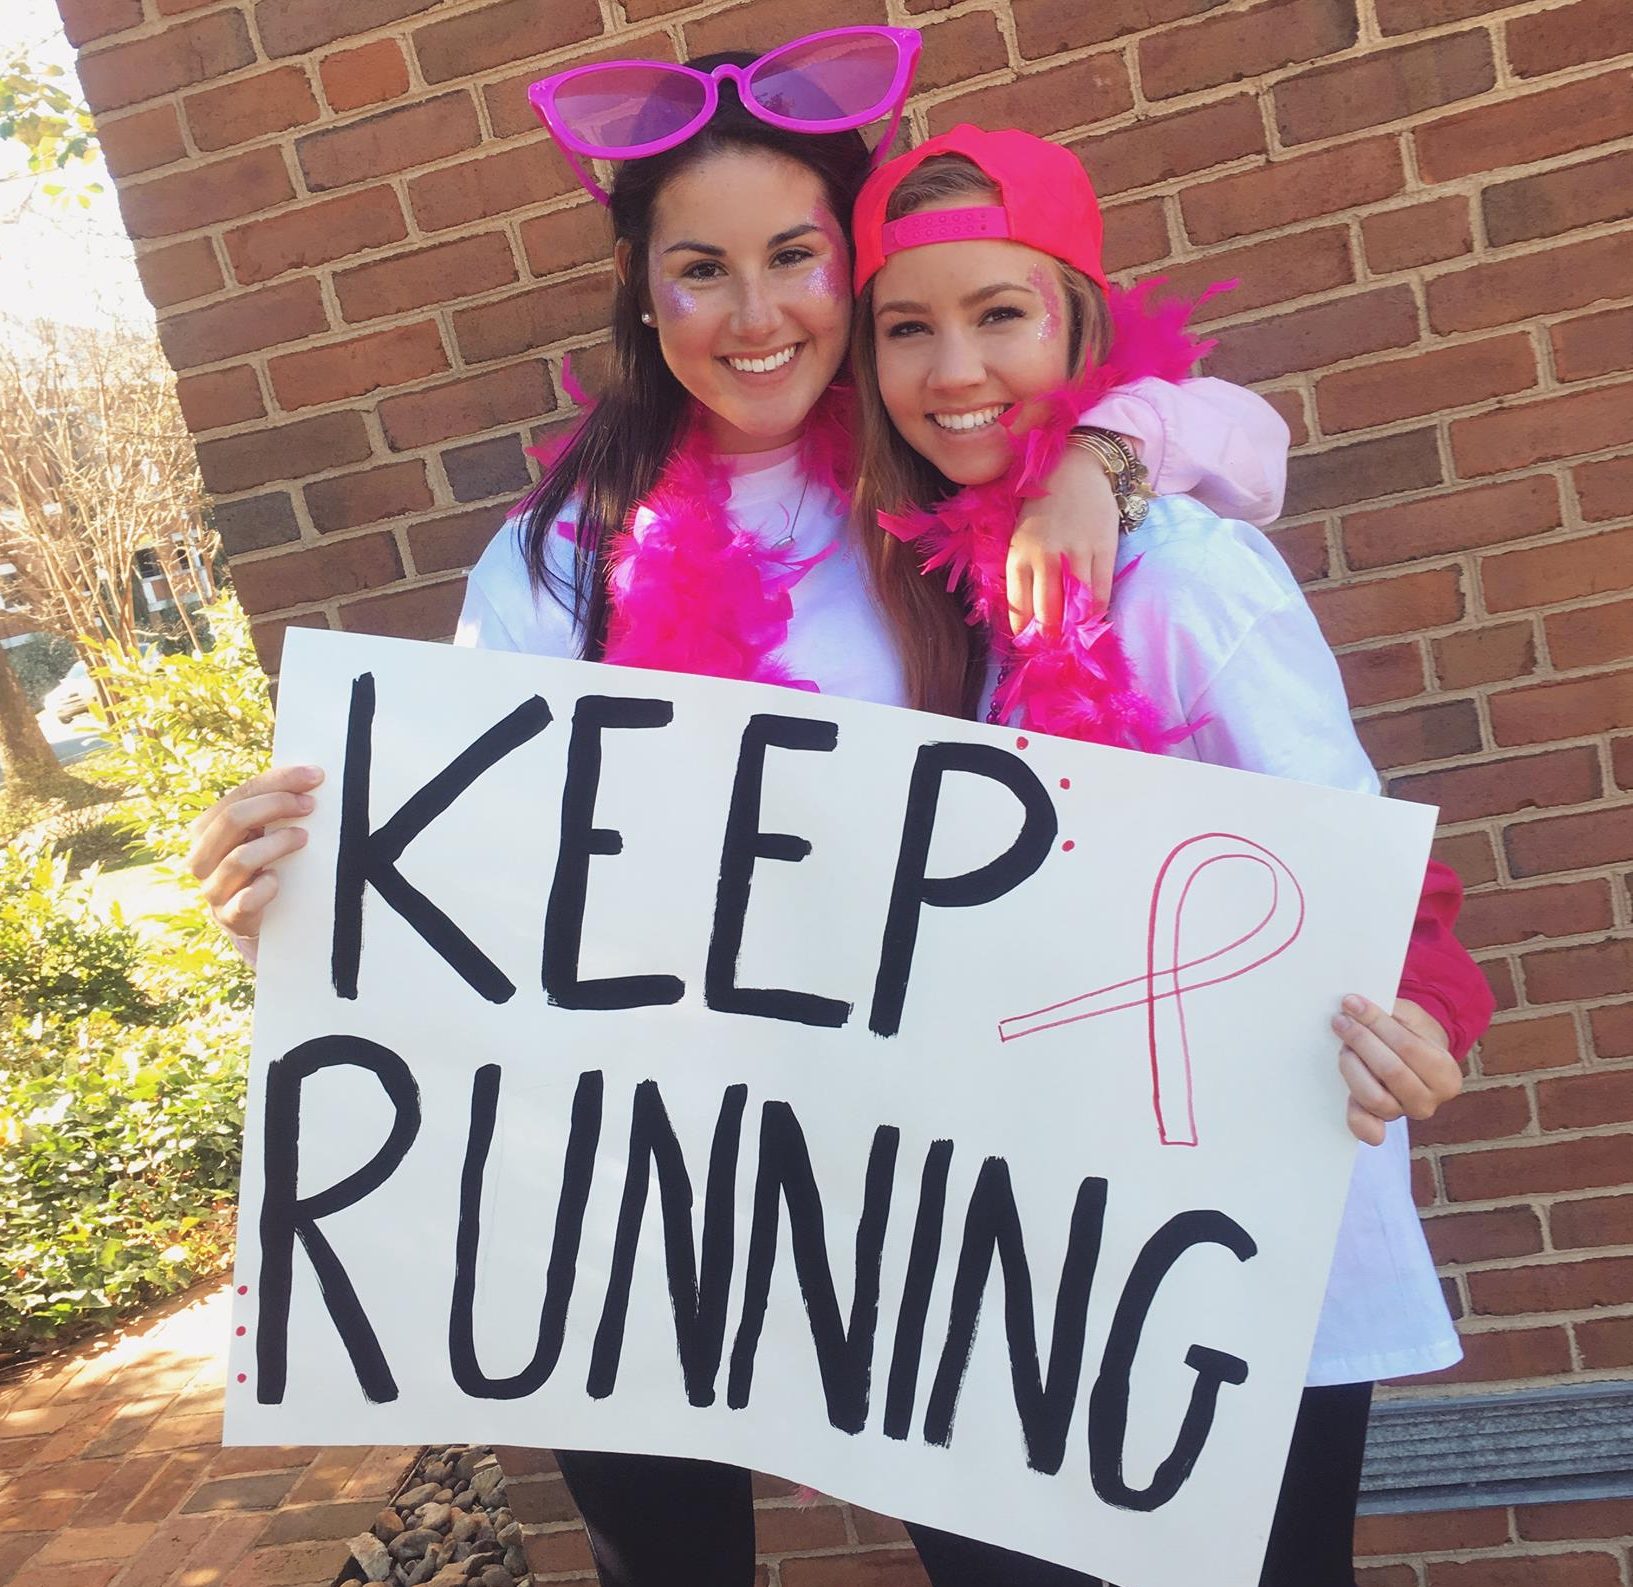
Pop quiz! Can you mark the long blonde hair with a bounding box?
[850,155,1111,716]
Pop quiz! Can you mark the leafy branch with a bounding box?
[1,55,102,202]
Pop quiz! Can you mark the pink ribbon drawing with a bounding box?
[998,833,1306,1147]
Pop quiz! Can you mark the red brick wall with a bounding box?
[61,0,1633,1577]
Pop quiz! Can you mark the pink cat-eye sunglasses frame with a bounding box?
[528,26,924,205]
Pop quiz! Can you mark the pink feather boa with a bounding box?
[595,391,855,690]
[878,281,1218,751]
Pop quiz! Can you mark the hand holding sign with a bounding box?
[189,764,324,953]
[1335,995,1462,1147]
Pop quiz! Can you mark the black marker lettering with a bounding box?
[924,1161,1107,1474]
[544,695,685,1010]
[257,1035,420,1404]
[870,742,1057,1037]
[1089,1210,1256,1511]
[706,714,851,1028]
[883,1138,954,1441]
[449,1066,603,1398]
[587,1080,746,1406]
[332,673,552,1002]
[728,1102,898,1434]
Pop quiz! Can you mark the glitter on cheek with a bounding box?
[806,212,854,307]
[1029,263,1061,343]
[655,278,702,319]
[802,260,846,304]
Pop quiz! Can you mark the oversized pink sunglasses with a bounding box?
[529,26,924,206]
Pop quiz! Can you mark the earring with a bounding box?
[641,312,655,326]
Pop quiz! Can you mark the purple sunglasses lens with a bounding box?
[552,65,708,151]
[746,31,901,121]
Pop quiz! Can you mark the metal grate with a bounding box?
[1358,1379,1633,1514]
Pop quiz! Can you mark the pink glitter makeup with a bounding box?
[1029,263,1061,342]
[803,213,851,304]
[656,278,702,318]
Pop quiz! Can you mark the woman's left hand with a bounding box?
[1335,995,1462,1146]
[1008,449,1120,635]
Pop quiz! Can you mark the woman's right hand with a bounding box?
[187,765,324,962]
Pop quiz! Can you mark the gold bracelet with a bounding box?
[1066,426,1153,533]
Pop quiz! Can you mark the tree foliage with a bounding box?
[0,54,101,203]
[0,319,219,705]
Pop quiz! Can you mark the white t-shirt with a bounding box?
[1041,498,1461,1387]
[456,460,1460,1389]
[458,442,906,707]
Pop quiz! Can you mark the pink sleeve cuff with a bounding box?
[1077,377,1290,526]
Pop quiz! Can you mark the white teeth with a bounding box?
[931,405,1006,432]
[726,345,798,373]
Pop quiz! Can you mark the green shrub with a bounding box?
[0,592,271,1356]
[0,1004,249,1352]
[0,837,161,1025]
[81,596,273,864]
[77,595,270,1009]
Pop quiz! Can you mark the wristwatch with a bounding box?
[1066,426,1153,534]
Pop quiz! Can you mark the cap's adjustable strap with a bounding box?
[879,205,1011,258]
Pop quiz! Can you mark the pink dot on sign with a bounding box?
[236,1326,246,1337]
[1059,778,1071,790]
[237,1373,247,1384]
[1062,840,1076,852]
[1016,736,1029,749]
[237,1285,248,1295]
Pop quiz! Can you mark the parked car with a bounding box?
[43,660,95,723]
[42,644,164,724]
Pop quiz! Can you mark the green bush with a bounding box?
[78,595,271,1009]
[0,1004,249,1350]
[0,592,270,1355]
[0,837,161,1025]
[82,596,273,864]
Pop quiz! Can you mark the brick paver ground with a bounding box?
[0,1283,414,1587]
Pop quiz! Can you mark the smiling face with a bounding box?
[633,147,853,455]
[870,229,1073,485]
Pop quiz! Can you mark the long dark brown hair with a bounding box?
[851,155,1112,717]
[518,57,872,659]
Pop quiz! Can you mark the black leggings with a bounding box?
[908,1383,1374,1587]
[554,1382,1373,1587]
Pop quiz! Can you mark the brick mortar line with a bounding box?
[219,466,527,553]
[1362,1540,1630,1564]
[1454,1247,1633,1279]
[68,1,253,62]
[1276,281,1627,368]
[1418,1115,1615,1160]
[1424,1119,1633,1163]
[1337,611,1573,668]
[186,333,563,439]
[1437,783,1633,827]
[1447,1304,1633,1332]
